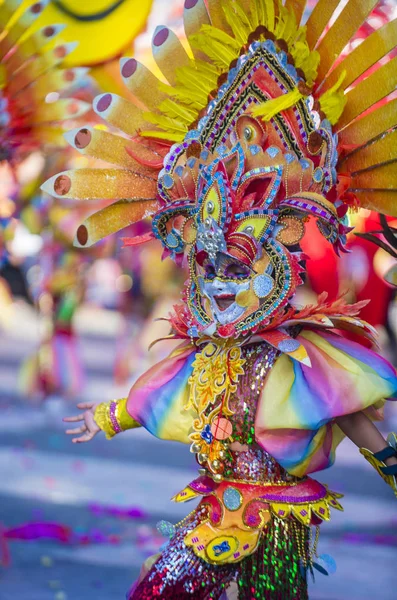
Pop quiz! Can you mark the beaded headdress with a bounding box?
[42,0,397,338]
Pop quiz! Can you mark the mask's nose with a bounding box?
[212,278,227,292]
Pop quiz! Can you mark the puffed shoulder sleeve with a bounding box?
[125,342,197,444]
[255,329,397,477]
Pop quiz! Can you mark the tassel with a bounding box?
[250,88,304,121]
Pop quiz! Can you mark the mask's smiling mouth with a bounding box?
[214,294,236,311]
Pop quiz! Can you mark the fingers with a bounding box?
[63,414,84,423]
[66,425,87,435]
[76,402,94,410]
[72,431,96,444]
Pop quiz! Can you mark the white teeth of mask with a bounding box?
[202,278,250,325]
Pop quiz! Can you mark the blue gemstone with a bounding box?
[267,146,279,157]
[213,540,231,556]
[223,487,242,511]
[166,232,179,248]
[200,424,213,444]
[300,159,310,170]
[187,326,199,338]
[249,144,261,156]
[313,167,324,183]
[163,174,174,188]
[187,157,196,168]
[278,339,301,353]
[253,274,274,297]
[200,149,209,160]
[263,40,276,54]
[285,153,295,164]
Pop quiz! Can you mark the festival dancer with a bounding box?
[46,1,397,598]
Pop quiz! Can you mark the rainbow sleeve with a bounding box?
[126,342,196,444]
[255,329,397,477]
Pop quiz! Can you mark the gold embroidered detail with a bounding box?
[186,340,246,478]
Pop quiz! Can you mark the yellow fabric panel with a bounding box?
[336,56,397,131]
[322,19,397,92]
[258,352,297,428]
[157,391,195,445]
[315,0,378,84]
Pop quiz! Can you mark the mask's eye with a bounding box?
[204,265,216,280]
[225,264,250,280]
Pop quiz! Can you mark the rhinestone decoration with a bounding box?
[300,158,310,170]
[223,486,243,511]
[196,220,227,261]
[162,174,174,189]
[166,231,179,248]
[249,144,261,155]
[266,146,279,157]
[253,274,274,297]
[200,423,213,444]
[278,339,301,353]
[313,167,324,183]
[156,520,176,538]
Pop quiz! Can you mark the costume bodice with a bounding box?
[222,343,298,484]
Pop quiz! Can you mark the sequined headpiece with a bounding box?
[43,0,397,337]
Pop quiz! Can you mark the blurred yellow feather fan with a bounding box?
[28,0,154,67]
[0,0,91,159]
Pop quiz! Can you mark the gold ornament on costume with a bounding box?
[187,340,245,478]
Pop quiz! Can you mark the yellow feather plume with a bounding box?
[250,88,304,120]
[319,71,347,125]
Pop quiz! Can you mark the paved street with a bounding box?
[0,304,396,600]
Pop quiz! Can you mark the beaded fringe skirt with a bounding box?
[129,512,309,600]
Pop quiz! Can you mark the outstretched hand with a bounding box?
[63,402,100,443]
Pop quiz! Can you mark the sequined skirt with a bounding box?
[129,511,309,600]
